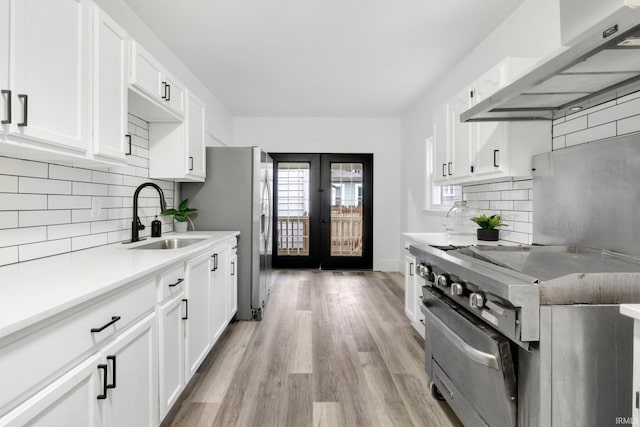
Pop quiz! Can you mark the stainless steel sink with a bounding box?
[129,238,207,250]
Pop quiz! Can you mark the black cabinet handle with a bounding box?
[409,262,414,276]
[97,364,108,400]
[90,316,121,333]
[211,253,218,271]
[169,278,184,287]
[442,163,446,177]
[125,134,132,155]
[231,261,235,276]
[106,355,116,389]
[161,82,167,100]
[1,89,10,124]
[493,149,500,167]
[189,156,194,171]
[166,84,171,102]
[182,299,188,320]
[448,162,452,176]
[17,94,27,127]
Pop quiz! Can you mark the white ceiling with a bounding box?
[123,0,524,117]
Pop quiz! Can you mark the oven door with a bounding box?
[422,287,517,427]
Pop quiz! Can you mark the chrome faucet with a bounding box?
[131,182,167,243]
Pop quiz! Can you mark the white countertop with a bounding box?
[621,304,640,320]
[402,232,518,248]
[0,231,239,341]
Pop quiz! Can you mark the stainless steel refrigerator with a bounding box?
[182,146,273,320]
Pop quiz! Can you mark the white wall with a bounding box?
[233,117,402,271]
[400,0,563,268]
[95,0,234,146]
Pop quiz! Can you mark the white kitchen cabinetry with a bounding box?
[0,0,9,137]
[404,253,417,321]
[101,314,158,427]
[229,242,238,318]
[0,354,103,427]
[184,251,212,381]
[92,7,130,163]
[0,0,91,156]
[433,57,549,185]
[129,43,186,121]
[148,92,206,182]
[210,242,229,345]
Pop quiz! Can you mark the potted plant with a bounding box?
[161,198,197,233]
[470,214,507,241]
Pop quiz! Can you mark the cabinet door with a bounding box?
[184,251,211,381]
[473,121,508,176]
[11,0,91,152]
[449,89,473,180]
[163,72,186,118]
[0,0,8,137]
[0,354,102,427]
[92,7,129,162]
[158,295,185,420]
[101,314,158,427]
[433,103,450,182]
[185,93,206,179]
[130,43,164,102]
[229,253,238,318]
[210,245,229,345]
[404,254,416,321]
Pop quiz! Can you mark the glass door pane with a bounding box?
[276,162,310,256]
[330,163,363,257]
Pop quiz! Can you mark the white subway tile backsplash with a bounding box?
[513,180,533,190]
[48,195,92,209]
[513,222,533,234]
[487,181,513,192]
[553,115,587,137]
[500,190,529,200]
[49,164,92,182]
[0,227,47,247]
[500,210,529,222]
[0,157,48,178]
[127,155,148,169]
[589,97,640,127]
[0,175,18,192]
[20,210,71,227]
[618,91,640,103]
[552,136,566,150]
[128,115,148,130]
[490,200,513,211]
[0,247,18,266]
[618,114,640,135]
[19,239,71,262]
[0,114,175,264]
[514,200,533,211]
[0,212,18,229]
[72,182,109,196]
[19,177,71,195]
[72,233,108,251]
[0,193,47,210]
[499,230,530,245]
[565,122,616,147]
[48,223,90,240]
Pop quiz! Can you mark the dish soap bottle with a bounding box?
[151,216,162,237]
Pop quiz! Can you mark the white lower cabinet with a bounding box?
[0,354,103,427]
[157,294,185,419]
[210,243,229,345]
[404,253,416,321]
[229,243,238,318]
[184,251,212,382]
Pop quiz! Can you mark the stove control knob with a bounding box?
[450,283,464,296]
[469,292,485,308]
[436,274,450,288]
[418,264,432,277]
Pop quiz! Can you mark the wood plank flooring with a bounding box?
[162,270,462,427]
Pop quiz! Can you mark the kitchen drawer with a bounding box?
[0,278,155,416]
[158,263,185,303]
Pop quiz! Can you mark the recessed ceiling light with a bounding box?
[618,37,640,47]
[569,106,583,112]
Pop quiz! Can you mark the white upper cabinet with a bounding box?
[433,103,450,181]
[129,42,186,121]
[6,0,91,153]
[0,1,9,137]
[92,7,130,163]
[149,92,206,182]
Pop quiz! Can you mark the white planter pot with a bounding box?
[174,221,188,233]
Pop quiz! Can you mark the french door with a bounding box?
[271,153,373,270]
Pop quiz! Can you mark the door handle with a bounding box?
[442,163,446,177]
[17,94,27,127]
[166,84,171,102]
[409,262,414,276]
[231,261,235,276]
[161,82,167,100]
[168,278,184,287]
[189,156,194,171]
[125,134,132,155]
[321,219,328,224]
[90,316,121,333]
[493,149,500,168]
[182,299,188,320]
[447,162,452,176]
[1,89,10,124]
[97,364,108,400]
[106,355,116,389]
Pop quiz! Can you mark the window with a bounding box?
[425,136,462,210]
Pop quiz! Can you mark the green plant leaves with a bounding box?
[161,198,198,223]
[469,214,507,230]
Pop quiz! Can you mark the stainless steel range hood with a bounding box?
[461,6,640,122]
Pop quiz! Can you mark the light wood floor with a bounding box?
[162,270,462,427]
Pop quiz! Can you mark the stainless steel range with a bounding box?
[411,243,640,427]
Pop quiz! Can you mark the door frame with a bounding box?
[271,153,373,270]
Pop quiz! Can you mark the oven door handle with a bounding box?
[426,311,499,370]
